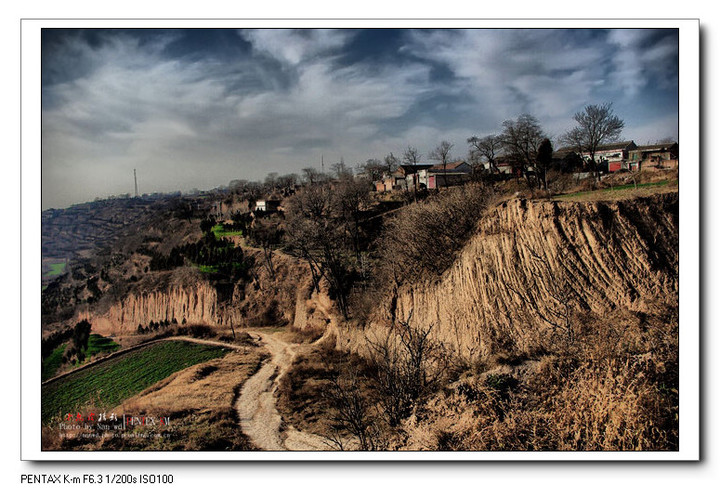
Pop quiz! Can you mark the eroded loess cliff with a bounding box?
[88,251,332,334]
[88,268,218,333]
[336,193,678,359]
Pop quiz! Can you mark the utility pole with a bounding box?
[134,169,139,197]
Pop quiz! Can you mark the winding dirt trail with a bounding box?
[235,331,329,451]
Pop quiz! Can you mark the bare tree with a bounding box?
[331,159,351,179]
[228,178,249,193]
[402,146,422,166]
[248,216,282,278]
[284,184,355,318]
[383,153,399,174]
[429,140,454,189]
[467,134,504,174]
[276,173,299,191]
[264,172,279,189]
[336,176,371,259]
[501,114,546,189]
[367,310,448,426]
[560,103,625,182]
[356,159,385,182]
[301,167,320,185]
[321,368,384,450]
[284,184,333,292]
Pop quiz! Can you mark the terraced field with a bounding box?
[211,223,243,239]
[42,340,230,424]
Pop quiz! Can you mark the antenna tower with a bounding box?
[134,169,138,197]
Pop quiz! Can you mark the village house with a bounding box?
[627,142,679,171]
[255,199,281,212]
[383,171,407,191]
[490,156,517,176]
[551,149,586,175]
[551,140,637,174]
[399,164,433,191]
[581,140,637,172]
[418,160,472,190]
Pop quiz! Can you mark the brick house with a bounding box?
[627,142,679,171]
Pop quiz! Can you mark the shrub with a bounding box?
[375,183,494,286]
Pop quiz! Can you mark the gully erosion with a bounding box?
[55,193,678,450]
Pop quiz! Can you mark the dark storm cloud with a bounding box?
[41,28,679,209]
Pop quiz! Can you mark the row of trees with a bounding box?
[225,103,625,200]
[467,103,625,188]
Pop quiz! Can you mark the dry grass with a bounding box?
[273,300,678,452]
[274,326,325,344]
[118,348,263,414]
[276,341,379,444]
[549,357,677,450]
[402,305,678,451]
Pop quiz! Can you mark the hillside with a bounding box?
[336,192,678,361]
[40,180,680,451]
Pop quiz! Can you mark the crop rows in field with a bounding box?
[42,340,230,424]
[41,334,120,381]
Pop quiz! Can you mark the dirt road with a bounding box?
[235,331,330,451]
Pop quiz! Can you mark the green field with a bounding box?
[211,223,243,239]
[41,344,66,382]
[196,264,220,273]
[194,262,246,274]
[42,340,230,424]
[44,262,66,277]
[555,180,670,200]
[83,334,121,358]
[42,334,121,381]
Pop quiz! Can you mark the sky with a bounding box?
[41,28,679,209]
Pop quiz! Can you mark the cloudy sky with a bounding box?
[41,28,679,209]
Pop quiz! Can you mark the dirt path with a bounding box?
[235,331,330,451]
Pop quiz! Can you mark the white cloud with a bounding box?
[41,28,679,208]
[607,29,679,96]
[402,29,607,121]
[42,30,436,207]
[239,29,351,66]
